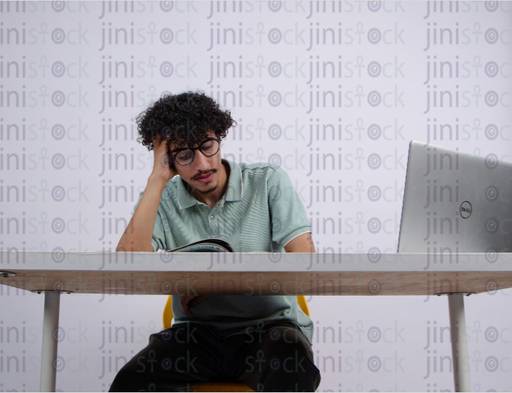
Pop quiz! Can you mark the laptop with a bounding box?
[397,141,512,254]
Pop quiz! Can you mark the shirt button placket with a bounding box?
[209,214,216,235]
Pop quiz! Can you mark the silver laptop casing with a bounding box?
[397,141,512,254]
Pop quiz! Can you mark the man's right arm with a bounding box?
[116,136,176,252]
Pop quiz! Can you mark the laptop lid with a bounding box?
[397,141,512,254]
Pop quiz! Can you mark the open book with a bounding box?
[167,238,234,253]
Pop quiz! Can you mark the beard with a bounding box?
[197,184,218,194]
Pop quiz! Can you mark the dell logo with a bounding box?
[460,201,472,219]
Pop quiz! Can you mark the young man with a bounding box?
[111,92,320,391]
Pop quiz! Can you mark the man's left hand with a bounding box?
[180,295,212,318]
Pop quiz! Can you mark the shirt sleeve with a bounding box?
[267,167,311,247]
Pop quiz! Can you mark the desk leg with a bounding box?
[40,291,61,392]
[448,294,471,392]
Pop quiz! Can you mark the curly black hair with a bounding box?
[136,92,235,150]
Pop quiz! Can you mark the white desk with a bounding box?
[2,251,512,392]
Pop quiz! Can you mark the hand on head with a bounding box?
[151,135,177,183]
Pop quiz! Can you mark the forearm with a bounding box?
[284,233,316,253]
[116,176,167,252]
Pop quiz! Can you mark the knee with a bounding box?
[260,327,315,372]
[266,326,311,352]
[109,362,136,391]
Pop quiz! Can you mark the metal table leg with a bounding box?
[39,291,61,392]
[448,294,471,392]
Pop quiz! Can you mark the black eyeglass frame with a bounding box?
[170,138,221,166]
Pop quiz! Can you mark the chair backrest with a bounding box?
[163,295,310,330]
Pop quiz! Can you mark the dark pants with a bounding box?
[109,322,321,392]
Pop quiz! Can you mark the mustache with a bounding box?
[192,169,216,180]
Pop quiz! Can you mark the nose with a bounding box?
[192,150,210,171]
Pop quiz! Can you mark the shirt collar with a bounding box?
[224,160,243,202]
[176,160,243,209]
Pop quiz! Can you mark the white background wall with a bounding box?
[1,1,512,391]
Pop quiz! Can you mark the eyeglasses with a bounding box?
[171,138,221,166]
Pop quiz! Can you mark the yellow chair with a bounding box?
[162,295,310,392]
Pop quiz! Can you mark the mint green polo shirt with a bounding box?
[143,160,313,342]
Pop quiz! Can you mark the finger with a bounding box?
[188,295,212,309]
[153,134,169,153]
[180,295,189,311]
[155,138,168,154]
[184,306,194,318]
[180,295,192,309]
[181,295,195,318]
[154,139,171,169]
[153,134,163,149]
